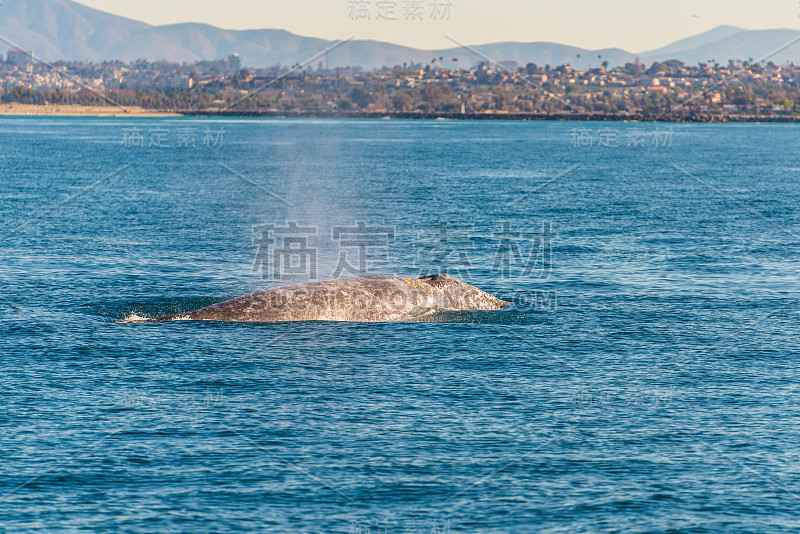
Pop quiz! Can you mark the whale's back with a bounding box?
[140,274,508,323]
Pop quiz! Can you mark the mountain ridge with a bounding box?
[2,0,800,69]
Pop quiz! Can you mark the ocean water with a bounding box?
[1,117,799,533]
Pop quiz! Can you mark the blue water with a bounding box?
[1,117,799,533]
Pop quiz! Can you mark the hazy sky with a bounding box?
[77,0,800,51]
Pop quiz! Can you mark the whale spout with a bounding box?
[132,274,509,323]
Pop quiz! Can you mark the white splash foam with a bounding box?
[119,313,150,324]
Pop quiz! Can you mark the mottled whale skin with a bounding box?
[139,274,509,323]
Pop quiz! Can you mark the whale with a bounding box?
[130,274,509,323]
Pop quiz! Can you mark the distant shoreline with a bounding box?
[0,103,180,117]
[176,110,800,123]
[2,104,800,122]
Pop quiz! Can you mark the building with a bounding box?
[7,48,33,66]
[160,74,193,90]
[227,53,241,74]
[498,60,518,72]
